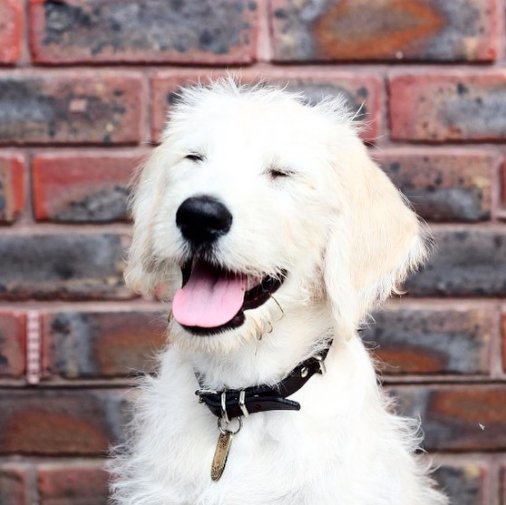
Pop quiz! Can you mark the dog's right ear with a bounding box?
[124,148,168,298]
[323,141,428,339]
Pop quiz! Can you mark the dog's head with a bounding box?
[126,79,427,351]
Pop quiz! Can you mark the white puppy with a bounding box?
[110,79,447,505]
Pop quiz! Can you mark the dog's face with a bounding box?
[127,81,427,352]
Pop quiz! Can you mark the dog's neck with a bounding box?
[186,302,334,391]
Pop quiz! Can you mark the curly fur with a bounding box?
[109,78,447,505]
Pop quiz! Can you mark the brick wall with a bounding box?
[0,1,505,503]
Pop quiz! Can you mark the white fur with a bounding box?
[110,79,447,505]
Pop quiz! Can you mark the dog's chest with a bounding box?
[145,370,353,505]
[161,407,339,504]
[119,347,443,505]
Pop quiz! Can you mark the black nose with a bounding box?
[176,195,233,246]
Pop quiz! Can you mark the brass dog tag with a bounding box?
[211,431,233,481]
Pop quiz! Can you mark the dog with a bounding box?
[110,79,448,505]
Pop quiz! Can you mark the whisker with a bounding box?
[271,295,285,318]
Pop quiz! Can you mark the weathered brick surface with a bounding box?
[0,234,130,300]
[0,0,505,494]
[30,0,258,65]
[433,463,486,505]
[364,307,492,375]
[151,70,382,142]
[0,153,24,223]
[502,313,506,372]
[38,463,108,505]
[0,390,128,455]
[32,152,145,222]
[270,0,497,62]
[0,464,29,505]
[501,465,506,505]
[0,0,23,64]
[375,150,496,222]
[502,159,506,209]
[406,229,506,296]
[0,74,143,145]
[0,312,26,378]
[393,385,506,450]
[390,73,506,142]
[42,310,166,379]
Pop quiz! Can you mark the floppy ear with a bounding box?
[324,143,428,339]
[124,147,174,299]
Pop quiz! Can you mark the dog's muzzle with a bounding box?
[172,194,287,336]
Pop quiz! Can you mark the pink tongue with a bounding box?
[172,262,247,328]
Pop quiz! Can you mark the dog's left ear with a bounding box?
[324,142,428,339]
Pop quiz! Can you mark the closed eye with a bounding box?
[185,153,205,162]
[266,167,295,179]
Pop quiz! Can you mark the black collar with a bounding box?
[195,342,332,421]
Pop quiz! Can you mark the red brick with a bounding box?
[32,152,146,222]
[0,0,23,64]
[0,154,24,223]
[0,311,26,378]
[432,463,486,505]
[38,463,108,505]
[365,307,492,375]
[375,150,496,222]
[502,313,506,372]
[42,310,166,379]
[30,0,257,65]
[151,70,382,143]
[393,385,506,450]
[407,229,506,297]
[0,390,128,455]
[270,0,497,62]
[502,159,506,209]
[0,464,29,505]
[389,72,506,142]
[0,74,143,145]
[0,234,131,300]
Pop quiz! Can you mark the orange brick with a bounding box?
[271,0,497,62]
[0,311,26,379]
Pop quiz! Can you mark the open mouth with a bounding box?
[171,258,285,336]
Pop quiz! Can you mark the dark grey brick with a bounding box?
[0,234,130,300]
[407,230,506,296]
[0,75,142,145]
[32,0,257,64]
[433,464,485,505]
[376,151,495,222]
